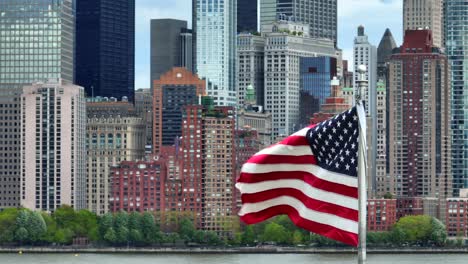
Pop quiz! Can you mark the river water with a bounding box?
[0,253,467,264]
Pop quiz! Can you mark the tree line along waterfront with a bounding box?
[0,206,465,248]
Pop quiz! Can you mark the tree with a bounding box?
[383,192,393,199]
[241,225,256,245]
[262,222,289,244]
[292,230,303,245]
[0,208,19,244]
[393,215,432,245]
[27,211,47,243]
[141,212,157,244]
[15,227,28,245]
[129,229,144,245]
[99,213,114,240]
[178,217,195,242]
[430,218,447,246]
[104,227,117,244]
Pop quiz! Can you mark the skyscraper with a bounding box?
[299,56,337,127]
[446,0,468,197]
[259,0,338,44]
[75,0,135,101]
[150,19,194,84]
[353,25,378,197]
[377,29,397,83]
[388,30,452,201]
[194,0,237,106]
[153,68,205,154]
[238,0,259,33]
[403,0,444,48]
[239,21,337,140]
[0,0,75,209]
[21,80,87,211]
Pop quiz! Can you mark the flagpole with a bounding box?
[355,65,368,264]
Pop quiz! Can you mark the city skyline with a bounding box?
[136,0,403,89]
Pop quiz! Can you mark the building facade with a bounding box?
[367,199,397,232]
[20,80,86,211]
[446,198,468,238]
[259,0,338,44]
[75,0,135,101]
[86,100,145,215]
[135,89,154,151]
[153,68,206,154]
[261,21,338,139]
[403,0,443,48]
[150,19,194,84]
[446,0,468,197]
[375,81,390,197]
[194,0,237,106]
[237,34,265,107]
[388,30,452,204]
[299,56,337,127]
[0,0,75,209]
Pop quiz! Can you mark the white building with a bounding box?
[195,0,237,106]
[20,80,86,211]
[238,21,338,140]
[354,26,378,197]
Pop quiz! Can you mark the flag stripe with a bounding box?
[247,154,317,165]
[236,179,358,210]
[241,188,358,221]
[241,163,358,188]
[238,195,358,235]
[278,135,310,146]
[256,144,312,156]
[240,204,358,246]
[237,171,358,198]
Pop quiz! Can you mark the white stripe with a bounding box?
[235,179,358,210]
[291,127,310,137]
[241,163,358,188]
[238,195,358,234]
[255,144,312,156]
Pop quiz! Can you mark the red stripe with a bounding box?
[240,205,358,247]
[238,171,358,198]
[279,135,310,146]
[241,188,358,221]
[247,154,317,165]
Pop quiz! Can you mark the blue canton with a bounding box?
[306,107,359,177]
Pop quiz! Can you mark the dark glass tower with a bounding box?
[75,0,135,101]
[238,0,258,33]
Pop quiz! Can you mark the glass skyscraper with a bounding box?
[0,0,74,209]
[0,0,74,90]
[446,0,468,196]
[75,0,135,101]
[237,0,258,33]
[195,0,237,106]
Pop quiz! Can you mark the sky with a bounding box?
[135,0,403,89]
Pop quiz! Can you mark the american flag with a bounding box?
[236,107,361,246]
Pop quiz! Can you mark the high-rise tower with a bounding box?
[388,30,452,201]
[446,0,468,197]
[0,0,75,209]
[194,0,237,106]
[151,19,194,84]
[403,0,443,48]
[75,0,135,101]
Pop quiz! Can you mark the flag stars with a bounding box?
[345,164,350,171]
